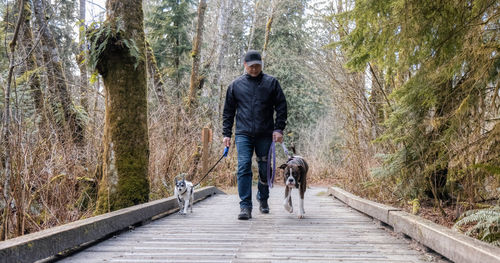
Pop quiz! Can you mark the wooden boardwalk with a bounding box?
[58,187,438,262]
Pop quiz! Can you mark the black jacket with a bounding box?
[223,72,287,138]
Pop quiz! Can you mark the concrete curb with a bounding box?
[328,186,500,263]
[0,186,223,263]
[327,186,401,223]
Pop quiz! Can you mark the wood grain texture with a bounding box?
[59,187,437,262]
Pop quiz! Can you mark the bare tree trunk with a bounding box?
[214,0,232,120]
[94,0,149,213]
[214,0,229,87]
[33,0,83,143]
[78,0,89,113]
[146,41,165,104]
[19,1,44,118]
[1,0,25,241]
[246,0,260,51]
[187,0,207,111]
[173,0,181,94]
[262,0,277,63]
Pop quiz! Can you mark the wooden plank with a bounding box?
[329,186,500,263]
[0,187,221,263]
[59,187,438,263]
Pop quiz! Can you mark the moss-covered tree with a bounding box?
[19,1,43,118]
[33,0,84,143]
[187,0,207,110]
[78,0,89,113]
[94,0,150,213]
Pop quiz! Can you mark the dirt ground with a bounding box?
[401,202,457,228]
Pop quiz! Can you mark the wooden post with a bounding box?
[201,127,212,175]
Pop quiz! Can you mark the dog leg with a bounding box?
[177,197,186,215]
[298,185,306,218]
[283,187,293,213]
[189,190,194,213]
[298,198,305,219]
[183,197,190,214]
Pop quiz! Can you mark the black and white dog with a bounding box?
[280,156,308,218]
[174,177,194,215]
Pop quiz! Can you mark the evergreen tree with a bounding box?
[145,0,194,91]
[339,0,500,203]
[45,0,79,84]
[265,0,328,144]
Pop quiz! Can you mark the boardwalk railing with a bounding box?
[0,186,223,263]
[328,187,500,263]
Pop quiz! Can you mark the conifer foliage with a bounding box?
[333,0,499,243]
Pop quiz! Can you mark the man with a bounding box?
[222,50,287,220]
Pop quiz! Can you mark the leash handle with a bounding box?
[223,146,229,157]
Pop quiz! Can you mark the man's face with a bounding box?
[244,62,262,77]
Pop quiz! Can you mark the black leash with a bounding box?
[193,147,229,187]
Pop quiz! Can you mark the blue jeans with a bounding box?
[235,135,272,210]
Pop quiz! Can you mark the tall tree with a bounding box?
[339,0,500,204]
[265,0,326,143]
[1,0,25,241]
[33,0,83,143]
[187,0,207,110]
[262,0,278,62]
[246,0,260,51]
[146,41,165,103]
[145,0,194,92]
[19,0,44,119]
[94,0,150,213]
[213,0,232,119]
[78,0,88,113]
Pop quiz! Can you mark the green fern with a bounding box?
[454,206,500,246]
[86,21,112,71]
[86,19,143,72]
[122,38,142,69]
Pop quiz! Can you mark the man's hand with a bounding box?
[273,131,283,143]
[223,137,231,147]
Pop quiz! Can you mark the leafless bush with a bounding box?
[0,118,100,239]
[147,92,238,201]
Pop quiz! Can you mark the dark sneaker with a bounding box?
[259,199,269,214]
[238,207,252,220]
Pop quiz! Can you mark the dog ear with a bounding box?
[279,164,288,170]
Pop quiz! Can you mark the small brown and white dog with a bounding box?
[174,177,194,215]
[279,156,308,218]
